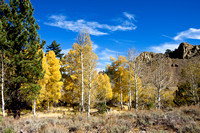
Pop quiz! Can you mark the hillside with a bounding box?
[137,42,200,87]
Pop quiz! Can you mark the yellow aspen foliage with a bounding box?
[110,56,128,101]
[96,73,112,103]
[46,51,63,105]
[37,51,50,108]
[140,83,156,107]
[62,46,82,105]
[162,88,175,106]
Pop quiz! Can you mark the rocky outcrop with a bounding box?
[137,42,200,87]
[137,52,166,64]
[169,42,200,59]
[137,52,156,62]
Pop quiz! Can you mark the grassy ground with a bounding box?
[1,106,200,133]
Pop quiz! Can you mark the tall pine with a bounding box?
[0,0,10,117]
[3,0,44,118]
[46,40,64,59]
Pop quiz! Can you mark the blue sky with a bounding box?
[29,0,200,70]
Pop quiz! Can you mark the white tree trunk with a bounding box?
[81,51,84,114]
[87,70,91,118]
[121,91,123,110]
[120,77,123,110]
[157,87,161,109]
[33,99,36,116]
[128,67,131,110]
[135,74,138,110]
[1,54,5,117]
[129,88,131,110]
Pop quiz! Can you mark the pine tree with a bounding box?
[46,40,64,59]
[3,0,44,118]
[0,7,8,117]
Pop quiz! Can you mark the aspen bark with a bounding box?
[128,65,132,110]
[81,51,84,114]
[157,87,161,109]
[120,76,123,110]
[33,99,36,116]
[87,69,91,118]
[135,74,138,110]
[1,54,5,117]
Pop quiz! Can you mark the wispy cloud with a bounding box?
[99,48,119,60]
[94,48,121,71]
[62,48,71,55]
[93,44,98,51]
[44,13,137,36]
[123,12,136,22]
[174,28,200,40]
[150,43,179,53]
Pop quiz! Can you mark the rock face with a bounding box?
[137,42,200,87]
[137,52,156,62]
[169,42,200,59]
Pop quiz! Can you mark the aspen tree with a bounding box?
[46,51,63,110]
[84,44,98,118]
[128,49,143,110]
[109,56,128,110]
[153,57,171,109]
[96,73,112,105]
[37,52,50,110]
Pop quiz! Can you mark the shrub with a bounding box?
[147,102,154,110]
[4,128,14,133]
[96,102,107,114]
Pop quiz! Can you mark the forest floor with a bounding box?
[1,106,200,133]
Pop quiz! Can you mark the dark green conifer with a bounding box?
[2,0,45,119]
[46,40,64,59]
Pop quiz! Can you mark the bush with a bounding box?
[147,102,154,110]
[4,128,14,133]
[96,102,107,114]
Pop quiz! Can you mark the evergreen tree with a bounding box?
[46,40,64,59]
[0,1,9,117]
[3,0,44,119]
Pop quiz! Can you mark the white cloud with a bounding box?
[93,44,98,51]
[99,48,119,60]
[45,13,137,36]
[150,43,179,53]
[95,48,120,71]
[123,12,136,21]
[62,48,71,55]
[174,28,200,40]
[95,67,104,72]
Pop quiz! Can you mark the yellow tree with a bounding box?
[37,52,50,109]
[62,48,81,108]
[109,56,128,110]
[76,30,92,114]
[183,61,200,105]
[45,51,63,110]
[62,30,96,115]
[140,84,156,109]
[96,73,112,105]
[83,43,98,118]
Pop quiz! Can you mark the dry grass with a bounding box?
[0,106,200,133]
